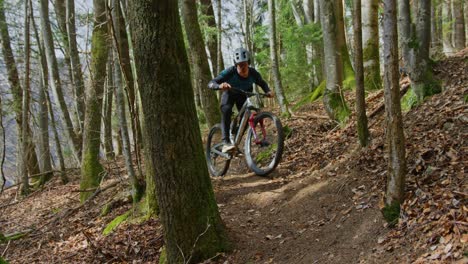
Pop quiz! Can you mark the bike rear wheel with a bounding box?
[245,112,284,176]
[206,124,231,176]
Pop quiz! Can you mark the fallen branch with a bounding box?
[368,84,410,119]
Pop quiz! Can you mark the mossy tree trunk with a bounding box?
[382,0,407,220]
[353,0,370,147]
[319,0,350,123]
[452,0,466,50]
[39,0,81,164]
[400,0,441,105]
[362,0,382,90]
[80,0,108,202]
[268,0,290,117]
[216,0,224,73]
[129,1,230,262]
[181,0,221,129]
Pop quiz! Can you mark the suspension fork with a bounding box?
[248,112,267,144]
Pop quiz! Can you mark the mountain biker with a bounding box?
[208,47,274,153]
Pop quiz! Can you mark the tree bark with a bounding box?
[39,0,81,163]
[181,0,221,129]
[452,0,466,50]
[268,0,290,116]
[382,0,407,211]
[129,1,231,262]
[20,0,31,196]
[319,0,350,122]
[361,0,381,90]
[66,0,86,129]
[80,0,108,202]
[353,0,370,147]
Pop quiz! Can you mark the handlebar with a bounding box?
[230,87,269,98]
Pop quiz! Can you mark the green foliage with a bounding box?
[253,1,323,101]
[255,143,277,164]
[401,87,418,112]
[103,211,131,236]
[283,125,293,139]
[159,246,167,264]
[381,201,400,227]
[0,256,8,264]
[0,233,6,243]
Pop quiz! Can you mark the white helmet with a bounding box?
[233,47,250,65]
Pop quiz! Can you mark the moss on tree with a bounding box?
[80,150,104,202]
[362,42,382,90]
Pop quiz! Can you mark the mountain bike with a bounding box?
[205,88,284,177]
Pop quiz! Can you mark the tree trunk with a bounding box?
[382,0,407,219]
[442,0,455,54]
[361,0,381,90]
[111,0,143,202]
[80,0,108,202]
[452,0,466,50]
[200,0,224,75]
[20,0,31,196]
[31,3,54,185]
[103,59,115,160]
[319,0,350,122]
[129,1,231,262]
[39,0,81,163]
[303,0,323,87]
[66,0,86,129]
[268,0,290,116]
[335,0,354,82]
[216,0,224,73]
[353,0,370,147]
[0,0,41,181]
[402,0,440,104]
[181,0,221,129]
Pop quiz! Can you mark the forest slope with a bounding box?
[0,51,466,263]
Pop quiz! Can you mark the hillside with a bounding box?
[0,51,466,263]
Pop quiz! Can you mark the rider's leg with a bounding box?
[220,94,234,144]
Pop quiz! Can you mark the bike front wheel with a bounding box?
[244,112,284,176]
[206,124,231,177]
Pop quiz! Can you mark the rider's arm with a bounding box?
[251,68,271,93]
[208,67,235,90]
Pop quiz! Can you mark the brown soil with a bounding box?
[0,51,466,264]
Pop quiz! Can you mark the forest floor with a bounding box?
[0,50,466,264]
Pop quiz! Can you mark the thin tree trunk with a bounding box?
[181,0,221,129]
[30,2,53,185]
[442,0,455,54]
[216,0,224,73]
[66,0,86,129]
[303,0,323,88]
[319,0,350,122]
[103,59,114,160]
[20,0,31,196]
[452,0,466,50]
[80,0,108,202]
[353,0,370,147]
[39,0,81,163]
[268,0,290,116]
[129,0,231,262]
[200,0,223,75]
[361,0,381,90]
[0,0,41,180]
[110,0,142,202]
[382,0,407,214]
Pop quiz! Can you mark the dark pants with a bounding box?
[221,92,246,143]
